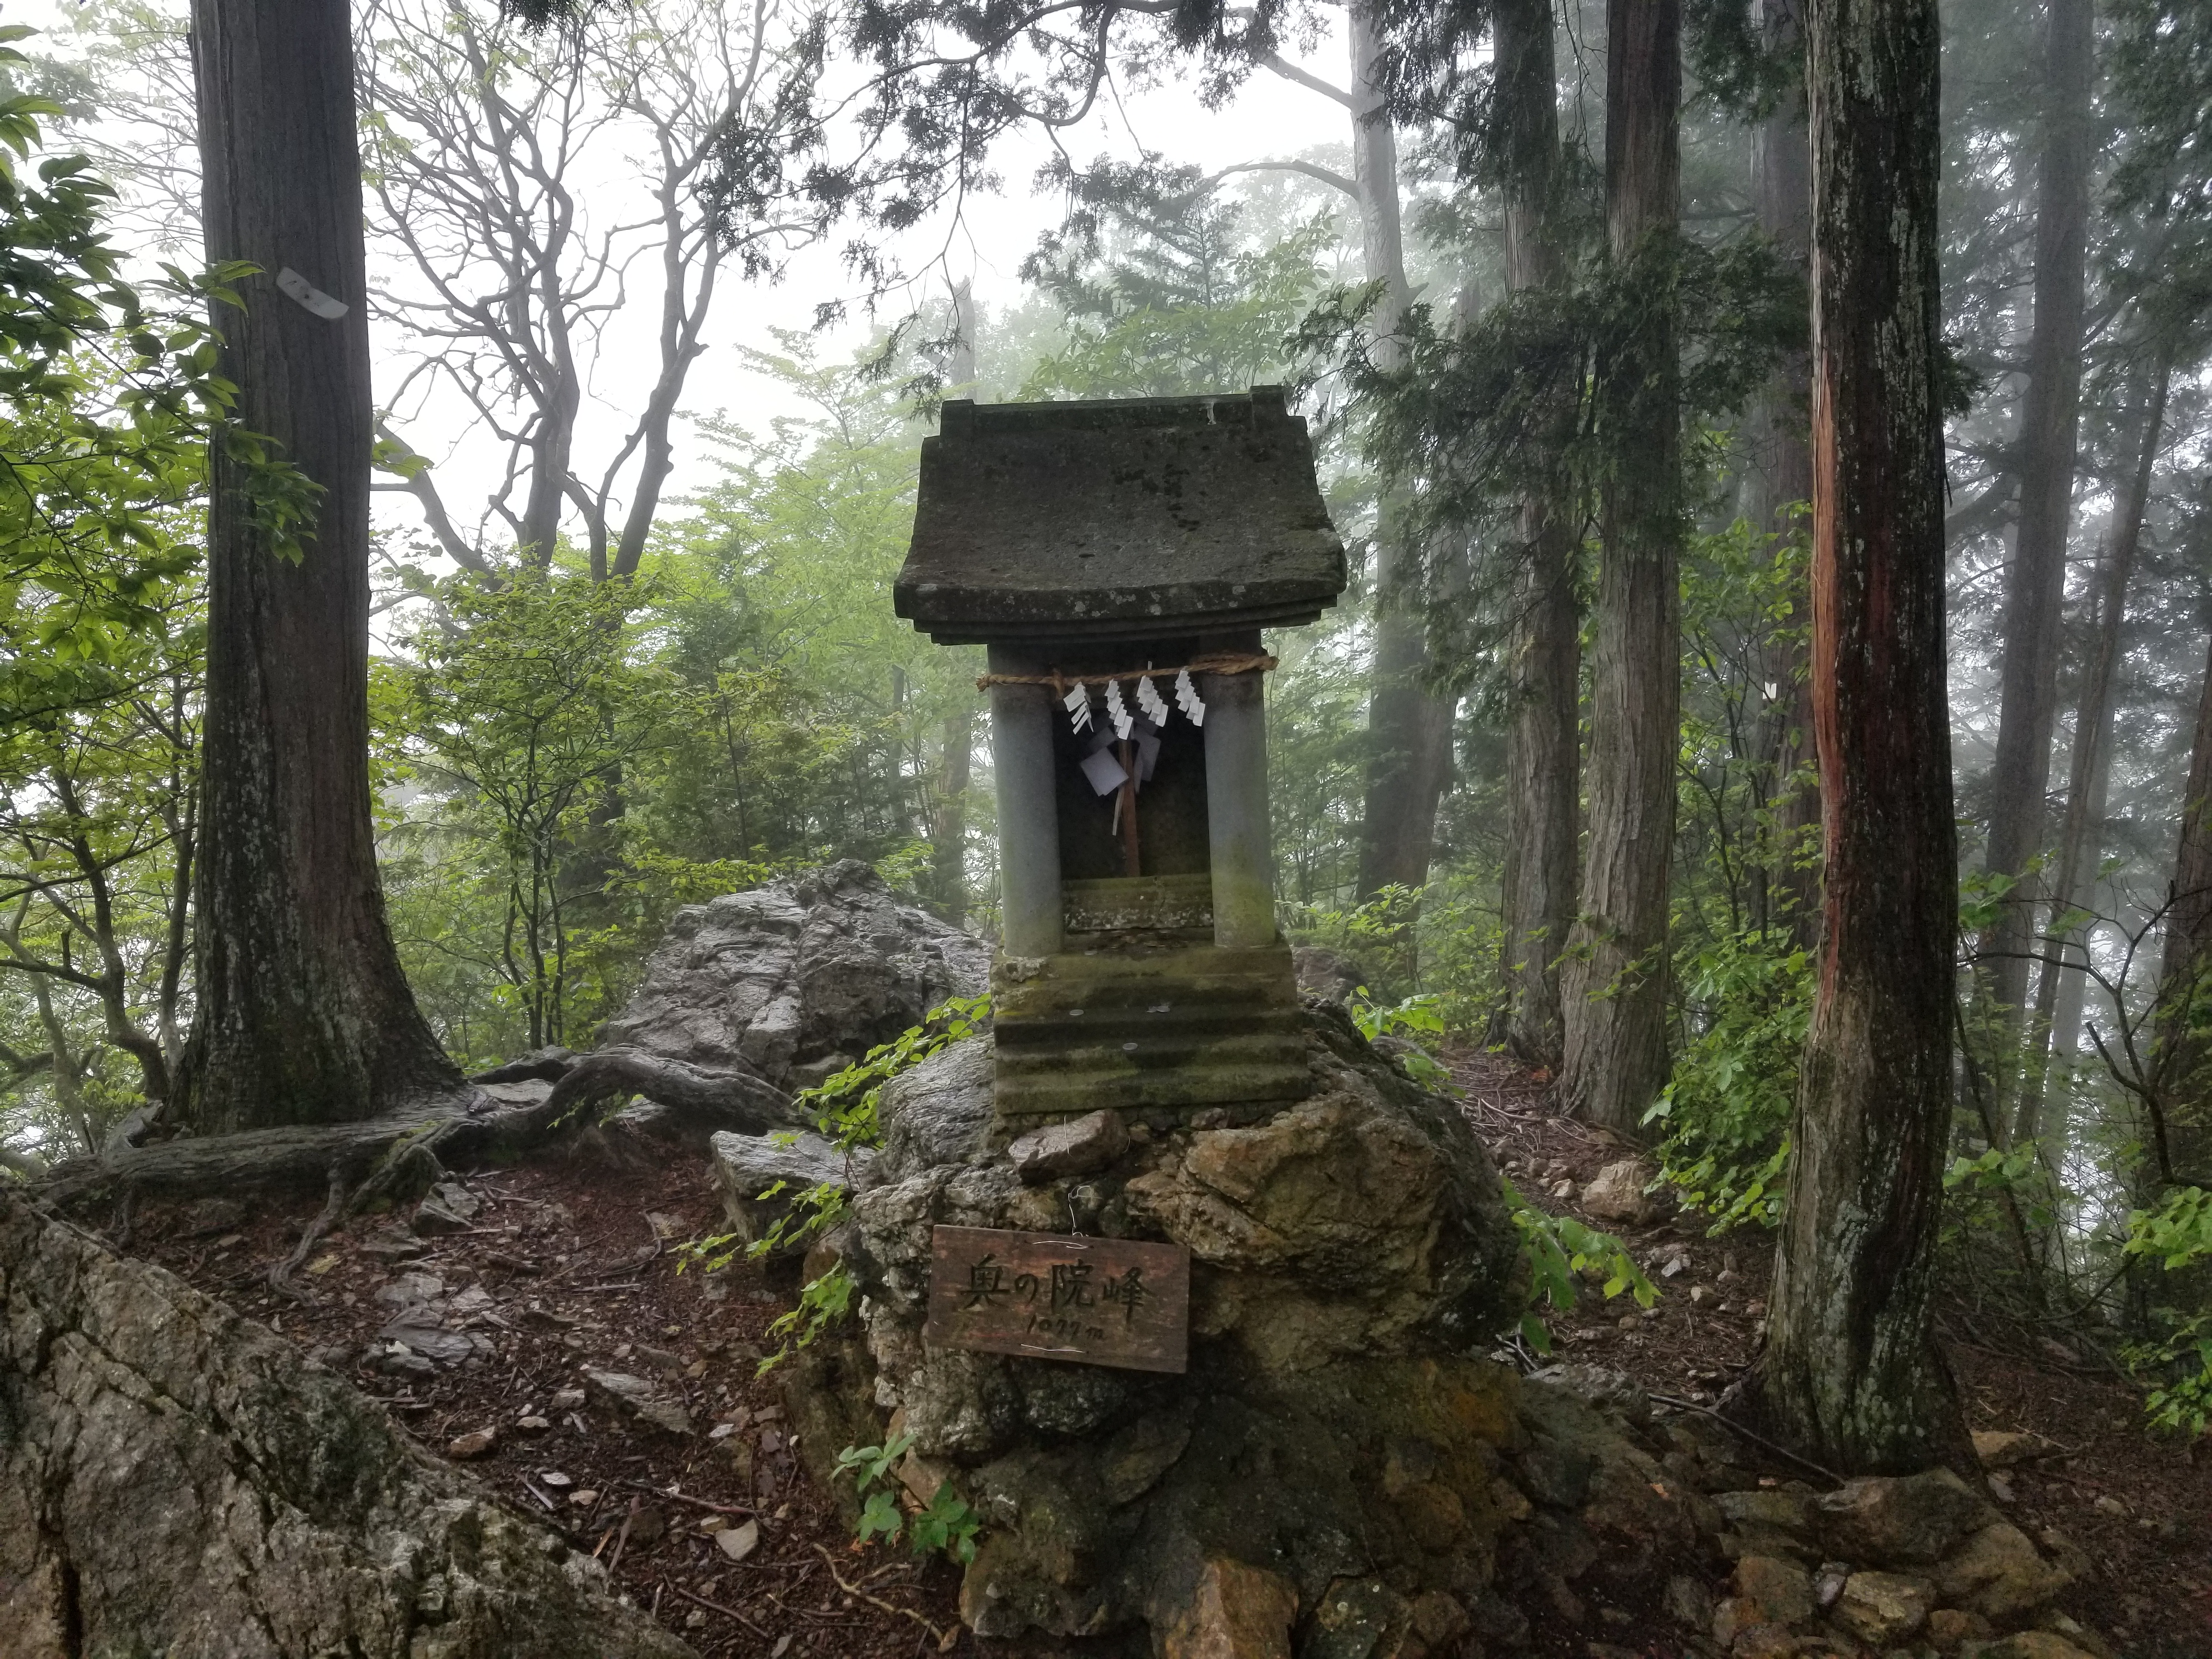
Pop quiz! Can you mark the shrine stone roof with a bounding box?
[895,387,1348,645]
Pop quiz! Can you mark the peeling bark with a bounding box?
[1747,0,1969,1475]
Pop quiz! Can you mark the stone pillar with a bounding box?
[987,645,1062,957]
[1203,666,1276,949]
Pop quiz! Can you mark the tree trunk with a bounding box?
[1750,0,1821,950]
[1977,0,2097,1032]
[1351,0,1457,908]
[2014,350,2171,1146]
[1559,0,1681,1135]
[1496,0,1582,1069]
[183,0,459,1134]
[1746,0,1969,1475]
[2151,623,2212,1190]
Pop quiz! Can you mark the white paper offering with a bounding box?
[1105,679,1134,740]
[1080,747,1129,797]
[1174,667,1206,726]
[1136,674,1170,726]
[1063,682,1092,733]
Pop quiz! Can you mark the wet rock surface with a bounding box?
[0,1186,691,1659]
[597,859,988,1093]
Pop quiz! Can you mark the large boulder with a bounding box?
[710,1128,875,1255]
[0,1188,691,1659]
[598,859,987,1091]
[811,1006,1646,1651]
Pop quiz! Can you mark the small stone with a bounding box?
[684,1610,708,1630]
[568,1488,598,1506]
[1662,1575,1714,1631]
[516,1415,552,1434]
[411,1197,473,1237]
[305,1253,340,1277]
[697,1515,727,1534]
[539,1470,573,1489]
[1817,1467,1998,1564]
[1932,1521,2072,1619]
[375,1273,445,1307]
[1983,1634,2102,1659]
[445,1427,497,1460]
[2091,1494,2126,1518]
[1690,1285,1716,1307]
[1159,1557,1297,1659]
[1581,1157,1662,1224]
[715,1519,760,1561]
[1927,1607,1993,1652]
[549,1388,586,1411]
[1972,1429,2058,1469]
[357,1235,430,1263]
[1550,1179,1578,1201]
[1007,1108,1130,1183]
[430,1182,482,1222]
[709,1421,736,1441]
[684,1359,708,1379]
[1731,1555,1814,1629]
[1832,1571,1934,1645]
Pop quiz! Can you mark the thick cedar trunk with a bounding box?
[184,0,459,1133]
[1496,0,1582,1068]
[1750,0,1821,948]
[2152,627,2212,1190]
[1559,0,1681,1135]
[2015,353,2171,1144]
[1351,0,1457,906]
[1977,0,2097,1025]
[1747,0,1968,1474]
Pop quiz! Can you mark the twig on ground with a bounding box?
[812,1544,957,1649]
[1649,1391,1842,1486]
[614,1478,758,1516]
[669,1583,772,1639]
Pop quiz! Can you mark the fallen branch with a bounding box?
[812,1543,958,1650]
[668,1582,771,1639]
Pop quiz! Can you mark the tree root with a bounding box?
[34,1056,802,1216]
[268,1166,349,1306]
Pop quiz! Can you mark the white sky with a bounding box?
[18,0,1362,565]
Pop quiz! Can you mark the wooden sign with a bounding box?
[924,1226,1189,1374]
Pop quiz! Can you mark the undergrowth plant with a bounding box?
[834,1432,983,1563]
[1645,927,1810,1231]
[2121,1186,2212,1438]
[675,991,991,1372]
[1502,1177,1658,1353]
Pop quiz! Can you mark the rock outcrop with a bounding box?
[0,1187,692,1659]
[597,859,987,1092]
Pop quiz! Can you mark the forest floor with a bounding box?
[118,1045,2212,1659]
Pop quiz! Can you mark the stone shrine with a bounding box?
[895,387,1347,1128]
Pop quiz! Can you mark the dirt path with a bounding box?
[105,1045,2212,1658]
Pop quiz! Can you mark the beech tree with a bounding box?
[1749,0,1968,1472]
[181,0,460,1133]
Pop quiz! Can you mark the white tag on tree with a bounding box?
[1174,668,1206,726]
[276,267,349,319]
[1079,748,1128,797]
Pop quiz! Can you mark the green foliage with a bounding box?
[1347,985,1454,1090]
[1646,928,1811,1231]
[671,992,992,1371]
[834,1431,981,1563]
[2120,1189,2212,1439]
[1502,1176,1658,1354]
